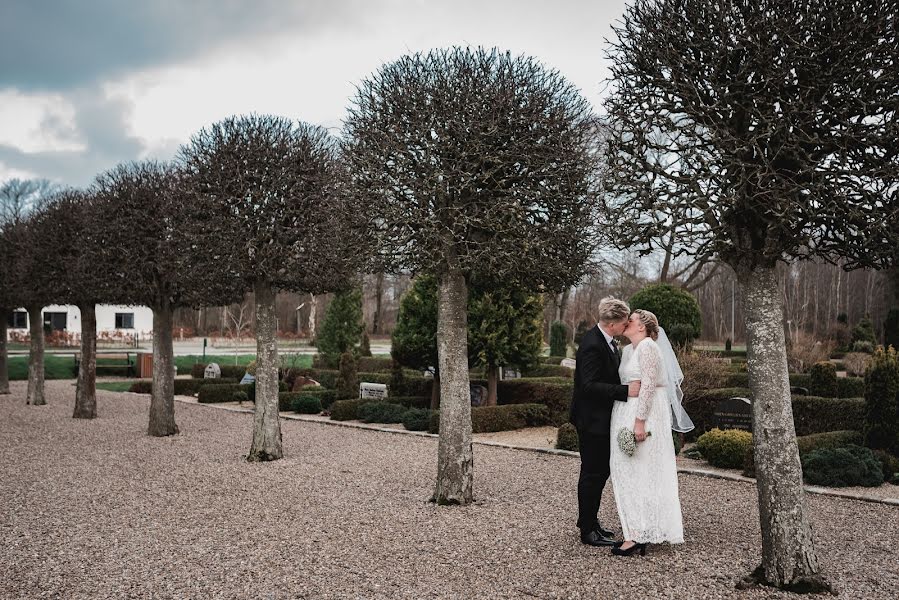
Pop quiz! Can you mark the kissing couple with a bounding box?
[569,297,694,556]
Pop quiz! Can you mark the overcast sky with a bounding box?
[0,0,628,188]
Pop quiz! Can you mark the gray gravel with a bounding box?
[2,380,897,600]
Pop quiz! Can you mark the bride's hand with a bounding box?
[634,419,647,442]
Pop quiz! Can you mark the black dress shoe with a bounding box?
[611,542,648,556]
[593,523,615,538]
[580,529,617,547]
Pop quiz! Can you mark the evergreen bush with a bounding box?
[336,351,358,400]
[358,401,408,423]
[402,408,433,431]
[556,422,579,451]
[629,283,702,347]
[864,346,899,454]
[329,399,365,421]
[725,338,732,352]
[802,445,884,487]
[316,288,364,359]
[851,316,877,347]
[809,361,838,398]
[290,394,323,414]
[695,428,753,469]
[549,321,568,357]
[884,307,899,351]
[359,330,372,357]
[573,320,591,345]
[871,449,899,484]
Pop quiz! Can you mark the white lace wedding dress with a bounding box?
[609,338,684,544]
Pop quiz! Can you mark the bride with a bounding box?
[609,309,694,556]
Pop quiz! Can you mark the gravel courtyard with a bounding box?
[2,381,897,599]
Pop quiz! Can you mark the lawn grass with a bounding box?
[96,381,136,392]
[7,355,78,380]
[173,353,313,373]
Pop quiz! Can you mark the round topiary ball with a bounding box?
[556,422,579,451]
[629,283,702,347]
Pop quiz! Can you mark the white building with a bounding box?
[6,305,154,341]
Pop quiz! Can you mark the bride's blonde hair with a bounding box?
[632,309,660,341]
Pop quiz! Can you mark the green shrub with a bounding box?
[864,346,899,454]
[381,396,430,409]
[809,361,838,397]
[359,331,372,357]
[872,449,899,485]
[792,396,865,436]
[556,423,579,451]
[851,317,877,347]
[725,338,732,352]
[190,363,248,379]
[541,356,565,365]
[696,428,753,469]
[549,321,568,357]
[311,354,341,370]
[521,364,573,378]
[232,391,248,404]
[742,430,864,478]
[317,288,364,357]
[329,399,365,421]
[573,320,591,345]
[336,351,358,400]
[358,401,408,423]
[197,384,252,404]
[837,377,865,398]
[284,388,337,409]
[291,394,323,414]
[852,340,875,353]
[428,403,551,434]
[496,379,573,425]
[129,378,240,395]
[802,445,883,487]
[884,307,899,352]
[724,372,816,390]
[629,283,702,347]
[402,408,433,431]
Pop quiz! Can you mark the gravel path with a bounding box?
[2,380,897,599]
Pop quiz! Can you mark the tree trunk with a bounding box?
[26,304,45,406]
[485,365,498,407]
[73,303,97,419]
[248,280,283,462]
[0,317,9,394]
[372,272,385,335]
[148,301,178,437]
[433,269,473,505]
[308,293,317,340]
[738,265,832,594]
[429,373,441,410]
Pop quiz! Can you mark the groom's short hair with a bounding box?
[597,297,630,323]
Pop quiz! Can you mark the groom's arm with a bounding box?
[579,343,628,405]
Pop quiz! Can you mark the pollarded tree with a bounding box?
[94,161,241,436]
[602,0,899,591]
[345,47,602,503]
[179,115,367,462]
[28,189,121,418]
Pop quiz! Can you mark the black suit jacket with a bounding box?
[569,326,629,436]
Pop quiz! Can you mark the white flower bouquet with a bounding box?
[617,427,652,457]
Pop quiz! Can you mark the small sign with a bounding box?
[470,384,488,407]
[560,358,577,369]
[204,363,221,379]
[714,397,753,432]
[359,382,388,400]
[422,367,435,378]
[502,367,521,380]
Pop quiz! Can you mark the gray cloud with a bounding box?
[0,0,365,91]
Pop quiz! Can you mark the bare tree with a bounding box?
[180,114,368,462]
[603,0,898,591]
[94,161,241,436]
[345,47,603,504]
[0,179,57,225]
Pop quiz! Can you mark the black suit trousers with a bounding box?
[576,429,610,531]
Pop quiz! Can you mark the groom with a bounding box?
[569,297,639,547]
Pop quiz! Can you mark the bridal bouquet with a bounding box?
[617,427,652,457]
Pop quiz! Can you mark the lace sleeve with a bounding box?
[635,340,661,420]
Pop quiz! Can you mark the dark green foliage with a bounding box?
[402,408,434,431]
[128,378,239,395]
[629,284,702,347]
[283,388,337,409]
[329,399,365,421]
[573,320,591,345]
[556,422,579,451]
[864,346,899,454]
[725,338,732,352]
[837,313,848,325]
[802,445,884,487]
[190,363,249,379]
[672,431,683,456]
[541,356,565,365]
[391,275,439,372]
[520,364,573,379]
[851,317,877,346]
[837,377,865,398]
[197,384,252,404]
[468,286,543,379]
[743,430,865,478]
[389,358,406,397]
[809,361,838,398]
[549,321,568,357]
[696,428,753,469]
[429,403,551,434]
[291,394,323,414]
[359,330,372,357]
[792,396,866,437]
[852,340,875,354]
[496,379,573,425]
[317,288,364,358]
[884,307,899,351]
[358,401,408,423]
[336,351,358,400]
[871,449,899,484]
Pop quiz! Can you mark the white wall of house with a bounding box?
[6,304,154,339]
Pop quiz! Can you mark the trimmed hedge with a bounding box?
[685,388,751,439]
[802,445,884,487]
[282,388,337,409]
[809,361,838,398]
[792,396,865,436]
[329,399,365,421]
[128,377,240,395]
[428,403,551,434]
[358,401,409,423]
[190,363,249,379]
[556,423,579,451]
[496,379,573,425]
[521,364,573,379]
[742,430,864,478]
[723,371,863,399]
[541,356,565,365]
[837,376,865,399]
[402,408,433,431]
[197,384,252,403]
[696,428,753,469]
[291,394,323,414]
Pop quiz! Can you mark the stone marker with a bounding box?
[502,367,521,380]
[359,382,388,400]
[561,358,577,369]
[204,363,221,379]
[470,384,488,407]
[714,397,753,432]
